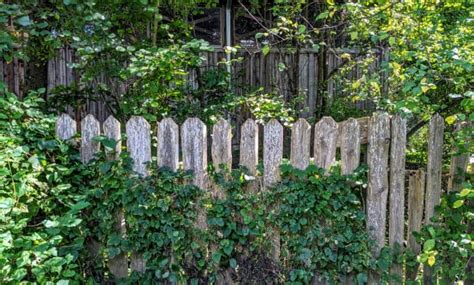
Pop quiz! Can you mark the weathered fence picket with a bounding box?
[423,114,445,284]
[389,115,406,282]
[126,116,151,273]
[367,112,390,284]
[157,118,179,171]
[448,121,470,192]
[53,112,465,284]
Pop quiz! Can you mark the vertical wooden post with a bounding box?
[103,116,128,280]
[56,114,77,140]
[367,112,390,284]
[314,116,338,171]
[181,117,208,229]
[81,114,101,163]
[448,121,470,192]
[406,170,425,282]
[264,119,283,261]
[126,116,151,273]
[389,115,406,283]
[212,118,232,172]
[157,118,179,171]
[340,118,360,175]
[423,114,444,284]
[290,118,311,170]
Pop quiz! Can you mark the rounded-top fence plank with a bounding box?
[290,118,311,170]
[103,116,121,158]
[103,115,127,279]
[81,114,101,163]
[314,116,338,170]
[56,113,77,140]
[340,118,360,175]
[181,117,208,188]
[366,112,390,283]
[264,119,283,187]
[389,114,407,281]
[157,118,179,171]
[240,119,258,175]
[126,116,151,176]
[126,116,151,273]
[212,118,232,171]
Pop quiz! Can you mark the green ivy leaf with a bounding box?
[16,16,32,27]
[423,239,435,251]
[453,199,464,208]
[262,45,270,56]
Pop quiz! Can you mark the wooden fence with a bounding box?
[55,112,469,283]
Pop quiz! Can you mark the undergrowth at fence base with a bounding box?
[1,94,472,284]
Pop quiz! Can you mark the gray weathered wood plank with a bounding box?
[81,114,101,163]
[290,118,311,170]
[212,118,232,172]
[56,113,77,140]
[423,114,444,285]
[340,118,360,175]
[406,170,425,282]
[448,121,470,192]
[181,117,208,229]
[240,119,259,175]
[157,118,179,171]
[314,116,338,171]
[103,116,128,280]
[366,112,390,284]
[388,115,406,282]
[126,116,151,273]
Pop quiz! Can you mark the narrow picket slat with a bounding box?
[240,119,258,174]
[56,113,77,140]
[389,115,406,282]
[448,121,470,192]
[126,116,151,273]
[340,118,360,175]
[264,119,283,262]
[81,114,100,163]
[212,118,232,171]
[406,170,425,282]
[103,116,128,280]
[264,119,284,187]
[290,118,311,170]
[157,118,179,171]
[423,114,444,285]
[182,117,208,229]
[314,116,338,170]
[366,112,390,284]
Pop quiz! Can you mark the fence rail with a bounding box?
[55,112,467,283]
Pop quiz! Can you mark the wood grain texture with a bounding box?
[103,116,128,280]
[388,115,406,282]
[240,119,259,175]
[157,118,179,171]
[264,119,284,187]
[448,121,470,192]
[103,116,121,158]
[314,116,338,170]
[366,112,390,284]
[290,118,311,170]
[81,114,100,163]
[56,113,77,140]
[340,118,360,175]
[126,116,151,176]
[406,170,425,282]
[126,116,151,273]
[423,114,444,285]
[181,117,208,229]
[212,118,232,171]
